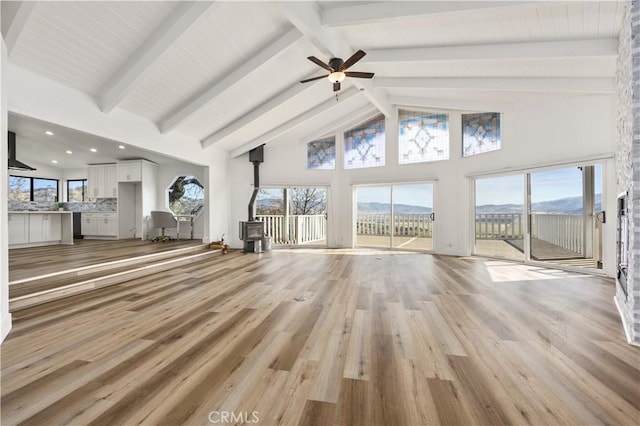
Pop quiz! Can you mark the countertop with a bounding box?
[9,211,73,214]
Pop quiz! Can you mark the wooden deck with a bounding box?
[1,249,637,425]
[476,238,599,269]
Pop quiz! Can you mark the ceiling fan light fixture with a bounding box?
[328,71,346,83]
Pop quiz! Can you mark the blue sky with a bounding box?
[475,165,602,206]
[357,183,433,208]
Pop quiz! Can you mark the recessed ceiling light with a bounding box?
[118,145,125,150]
[66,150,72,154]
[45,131,53,136]
[90,148,97,153]
[51,160,58,164]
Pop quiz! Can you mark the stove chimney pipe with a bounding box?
[247,145,264,221]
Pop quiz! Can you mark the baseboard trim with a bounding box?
[614,296,640,347]
[1,312,12,343]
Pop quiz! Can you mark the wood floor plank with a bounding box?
[2,247,638,425]
[427,377,473,425]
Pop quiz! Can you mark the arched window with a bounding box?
[168,175,204,215]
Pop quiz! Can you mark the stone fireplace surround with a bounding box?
[614,0,640,346]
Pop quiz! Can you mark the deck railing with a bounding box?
[531,213,584,255]
[475,213,524,240]
[255,214,326,245]
[258,212,587,255]
[475,212,585,256]
[356,214,433,237]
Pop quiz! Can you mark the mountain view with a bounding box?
[358,194,602,215]
[258,194,602,215]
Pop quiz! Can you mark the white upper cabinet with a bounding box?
[118,161,142,182]
[88,164,118,198]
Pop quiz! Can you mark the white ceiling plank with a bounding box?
[280,2,392,118]
[364,38,618,63]
[231,87,361,158]
[2,1,36,55]
[321,1,535,27]
[375,77,615,93]
[201,77,323,148]
[98,1,218,114]
[159,27,303,134]
[300,105,379,143]
[389,96,514,113]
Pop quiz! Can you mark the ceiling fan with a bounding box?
[300,49,374,92]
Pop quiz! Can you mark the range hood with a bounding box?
[8,131,36,171]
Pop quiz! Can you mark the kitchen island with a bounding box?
[8,211,74,248]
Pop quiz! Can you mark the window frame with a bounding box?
[67,179,88,202]
[9,175,60,202]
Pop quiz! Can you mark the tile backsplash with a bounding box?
[9,198,117,212]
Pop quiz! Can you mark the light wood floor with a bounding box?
[8,239,203,282]
[2,249,639,425]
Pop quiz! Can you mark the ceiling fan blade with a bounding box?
[339,50,366,71]
[307,56,334,72]
[345,71,375,79]
[300,75,329,83]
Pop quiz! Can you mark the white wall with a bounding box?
[205,146,230,245]
[229,93,617,276]
[1,33,11,342]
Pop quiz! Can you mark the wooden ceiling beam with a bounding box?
[363,38,618,63]
[159,27,303,134]
[375,77,616,93]
[98,1,218,114]
[2,1,37,55]
[280,2,392,118]
[230,87,361,158]
[299,105,379,143]
[321,1,536,27]
[201,76,323,148]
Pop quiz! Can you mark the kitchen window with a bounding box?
[9,175,59,202]
[67,179,88,202]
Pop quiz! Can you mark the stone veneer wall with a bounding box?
[615,0,640,345]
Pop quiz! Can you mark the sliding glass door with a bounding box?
[529,165,603,269]
[356,186,391,248]
[473,163,604,271]
[474,174,525,261]
[355,182,434,251]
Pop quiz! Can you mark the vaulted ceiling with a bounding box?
[2,1,624,161]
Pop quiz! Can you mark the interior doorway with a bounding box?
[355,182,434,251]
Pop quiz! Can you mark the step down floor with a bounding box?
[10,244,222,311]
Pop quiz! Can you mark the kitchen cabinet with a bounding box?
[118,161,142,182]
[8,212,72,248]
[8,214,29,244]
[82,213,117,238]
[29,214,62,243]
[88,164,118,198]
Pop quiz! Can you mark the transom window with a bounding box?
[398,109,449,164]
[307,137,336,170]
[462,112,501,157]
[344,114,385,169]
